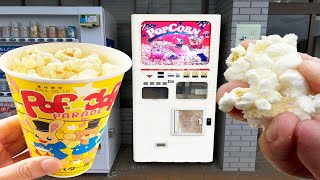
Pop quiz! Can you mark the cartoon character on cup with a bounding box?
[23,118,70,165]
[71,118,102,163]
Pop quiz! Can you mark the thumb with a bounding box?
[298,59,320,93]
[0,156,62,180]
[296,119,320,180]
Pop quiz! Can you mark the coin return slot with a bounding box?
[155,143,167,147]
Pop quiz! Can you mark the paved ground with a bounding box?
[41,145,299,180]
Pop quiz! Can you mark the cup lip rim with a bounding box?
[0,43,132,84]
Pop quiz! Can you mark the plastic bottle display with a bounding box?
[39,26,48,38]
[30,22,39,38]
[0,22,77,39]
[48,26,57,38]
[57,26,66,38]
[1,26,10,38]
[20,25,30,38]
[67,26,76,38]
[10,21,20,38]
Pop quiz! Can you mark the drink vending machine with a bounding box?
[132,14,221,162]
[0,6,119,173]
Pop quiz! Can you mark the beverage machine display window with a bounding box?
[132,14,221,162]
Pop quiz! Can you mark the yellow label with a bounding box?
[7,74,123,177]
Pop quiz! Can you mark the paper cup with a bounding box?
[0,43,132,178]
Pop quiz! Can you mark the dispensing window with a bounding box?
[176,82,208,99]
[142,87,168,99]
[173,109,203,135]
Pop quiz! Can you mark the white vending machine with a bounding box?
[132,14,221,162]
[0,6,120,173]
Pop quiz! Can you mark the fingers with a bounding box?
[217,81,248,121]
[298,60,320,93]
[299,53,320,62]
[240,40,256,49]
[259,112,314,179]
[0,143,13,168]
[0,115,23,144]
[13,151,30,163]
[0,156,62,180]
[6,137,27,157]
[296,119,320,179]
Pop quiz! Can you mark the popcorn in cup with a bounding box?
[0,43,132,178]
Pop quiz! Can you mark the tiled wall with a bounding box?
[211,0,269,171]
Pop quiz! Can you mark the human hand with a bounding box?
[0,115,62,180]
[217,41,320,179]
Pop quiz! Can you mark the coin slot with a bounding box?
[155,143,167,147]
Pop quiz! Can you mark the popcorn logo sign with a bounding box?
[144,23,201,39]
[20,81,121,119]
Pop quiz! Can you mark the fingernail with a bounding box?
[41,158,62,174]
[265,120,278,142]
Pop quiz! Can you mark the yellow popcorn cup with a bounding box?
[0,43,132,178]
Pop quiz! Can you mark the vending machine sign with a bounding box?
[141,21,211,65]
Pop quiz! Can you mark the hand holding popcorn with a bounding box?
[217,38,320,179]
[218,34,318,129]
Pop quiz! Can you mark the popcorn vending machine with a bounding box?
[0,6,120,173]
[132,14,221,162]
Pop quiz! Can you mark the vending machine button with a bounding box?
[168,80,174,83]
[192,72,199,78]
[176,73,180,78]
[143,82,148,85]
[158,72,164,74]
[163,82,167,85]
[158,76,164,78]
[183,72,190,78]
[201,72,208,78]
[206,118,212,126]
[150,82,155,85]
[156,82,161,85]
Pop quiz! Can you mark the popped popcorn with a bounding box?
[10,47,121,79]
[218,34,320,129]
